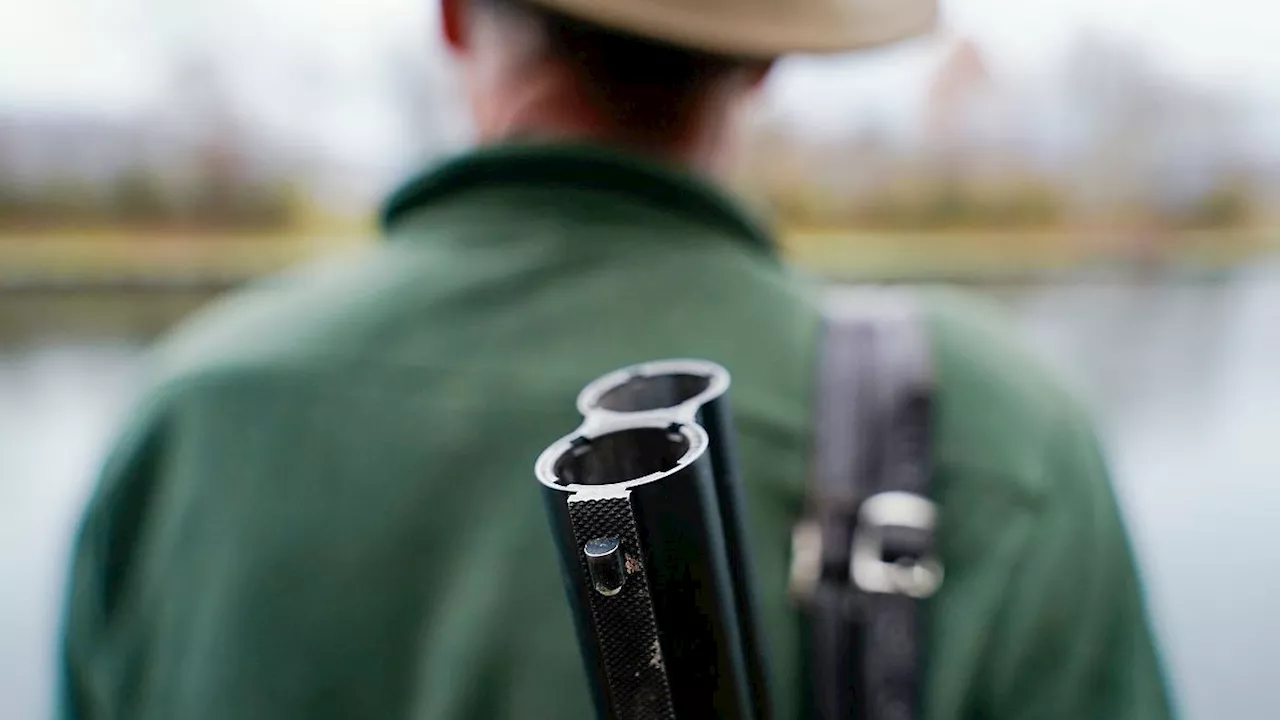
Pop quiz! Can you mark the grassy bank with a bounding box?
[2,228,1276,289]
[0,232,369,289]
[785,228,1279,280]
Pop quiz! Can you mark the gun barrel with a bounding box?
[536,361,771,720]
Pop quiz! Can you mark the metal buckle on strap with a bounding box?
[851,492,943,599]
[789,492,943,604]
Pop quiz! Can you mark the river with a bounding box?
[3,269,1278,719]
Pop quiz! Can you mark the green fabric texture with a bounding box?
[61,142,1174,720]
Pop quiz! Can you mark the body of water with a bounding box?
[3,270,1279,719]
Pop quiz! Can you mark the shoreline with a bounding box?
[2,229,1275,291]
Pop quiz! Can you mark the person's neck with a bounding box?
[478,70,717,173]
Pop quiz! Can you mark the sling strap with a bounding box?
[790,290,942,720]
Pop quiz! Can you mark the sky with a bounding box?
[2,0,1278,173]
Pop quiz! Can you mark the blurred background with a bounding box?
[2,0,1278,718]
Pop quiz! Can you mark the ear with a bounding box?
[441,0,468,53]
[746,60,776,91]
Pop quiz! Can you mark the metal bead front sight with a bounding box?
[584,537,626,597]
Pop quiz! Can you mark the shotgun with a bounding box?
[535,360,771,720]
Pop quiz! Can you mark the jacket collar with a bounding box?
[380,141,778,257]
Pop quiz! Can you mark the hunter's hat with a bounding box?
[525,0,939,57]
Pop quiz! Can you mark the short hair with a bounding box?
[475,0,762,138]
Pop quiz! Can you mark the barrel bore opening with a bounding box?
[554,426,690,486]
[595,373,713,413]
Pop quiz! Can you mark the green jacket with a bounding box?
[62,143,1173,720]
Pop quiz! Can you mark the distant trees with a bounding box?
[1180,178,1255,230]
[0,144,297,233]
[3,27,1266,239]
[0,55,297,233]
[850,176,1063,231]
[731,31,1267,234]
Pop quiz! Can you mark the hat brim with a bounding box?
[526,0,940,58]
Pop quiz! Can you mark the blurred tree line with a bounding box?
[0,159,297,233]
[740,156,1257,232]
[732,31,1270,235]
[1,29,1270,242]
[0,58,298,234]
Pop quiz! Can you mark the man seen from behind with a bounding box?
[61,0,1175,718]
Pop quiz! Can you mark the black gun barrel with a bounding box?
[536,361,771,720]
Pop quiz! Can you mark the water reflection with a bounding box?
[0,340,143,720]
[3,273,1278,720]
